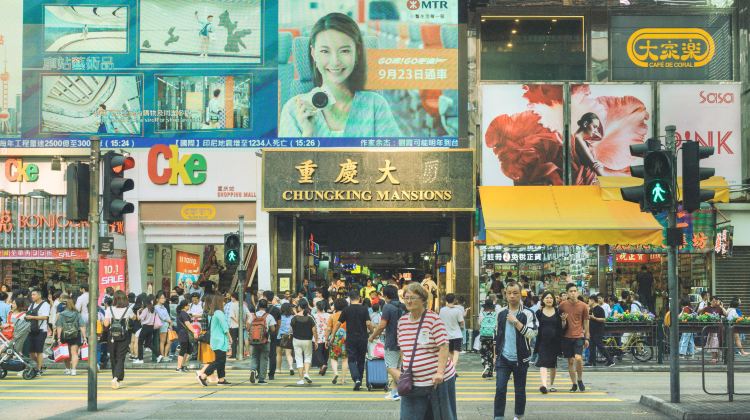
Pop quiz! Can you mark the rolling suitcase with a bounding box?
[365,358,388,391]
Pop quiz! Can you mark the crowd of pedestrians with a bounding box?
[2,270,748,420]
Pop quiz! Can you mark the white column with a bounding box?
[255,153,271,291]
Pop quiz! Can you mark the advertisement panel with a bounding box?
[611,15,733,81]
[658,84,742,187]
[133,146,258,201]
[1,1,460,149]
[99,258,126,304]
[480,84,564,186]
[277,0,459,146]
[569,84,652,185]
[175,250,200,286]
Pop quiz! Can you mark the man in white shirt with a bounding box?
[599,295,612,318]
[26,290,51,372]
[76,285,90,328]
[228,292,251,359]
[188,293,203,320]
[697,291,710,311]
[439,293,466,369]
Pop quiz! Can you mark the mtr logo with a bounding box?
[147,145,207,185]
[4,159,39,182]
[407,0,448,10]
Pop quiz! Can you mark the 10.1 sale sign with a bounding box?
[99,258,126,304]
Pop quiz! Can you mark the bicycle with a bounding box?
[597,332,653,363]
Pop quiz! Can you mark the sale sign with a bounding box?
[99,258,126,304]
[176,251,200,274]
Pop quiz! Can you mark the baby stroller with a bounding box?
[0,315,37,380]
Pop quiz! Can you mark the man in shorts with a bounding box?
[368,285,404,400]
[26,290,51,373]
[558,283,589,392]
[439,293,466,369]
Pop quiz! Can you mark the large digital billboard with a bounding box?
[1,0,461,149]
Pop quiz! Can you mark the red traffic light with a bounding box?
[111,155,135,174]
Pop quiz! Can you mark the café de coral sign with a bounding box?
[262,150,474,212]
[627,28,715,69]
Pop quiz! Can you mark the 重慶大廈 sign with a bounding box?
[611,14,733,81]
[262,150,474,211]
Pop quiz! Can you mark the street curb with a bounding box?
[640,395,750,420]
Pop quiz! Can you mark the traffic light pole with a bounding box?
[237,215,245,361]
[666,125,680,403]
[87,136,100,412]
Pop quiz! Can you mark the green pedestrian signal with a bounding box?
[224,232,241,267]
[646,179,671,207]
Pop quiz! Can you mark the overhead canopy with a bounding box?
[479,186,663,246]
[598,176,730,203]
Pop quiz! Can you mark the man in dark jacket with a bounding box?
[494,281,538,420]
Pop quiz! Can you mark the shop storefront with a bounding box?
[262,149,475,302]
[471,1,744,313]
[125,146,262,294]
[0,157,91,292]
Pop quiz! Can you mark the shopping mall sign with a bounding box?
[262,150,474,211]
[611,15,732,80]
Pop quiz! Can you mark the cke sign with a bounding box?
[4,158,39,182]
[147,145,207,185]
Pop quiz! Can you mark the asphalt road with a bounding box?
[1,354,747,420]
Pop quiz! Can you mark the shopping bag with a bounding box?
[80,343,89,361]
[372,342,385,359]
[473,335,481,352]
[1,324,13,340]
[168,329,178,341]
[53,343,70,362]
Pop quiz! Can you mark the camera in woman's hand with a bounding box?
[305,87,336,109]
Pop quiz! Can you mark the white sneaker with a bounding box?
[156,355,164,363]
[71,369,77,376]
[133,359,144,364]
[111,378,120,390]
[296,379,306,385]
[64,369,71,375]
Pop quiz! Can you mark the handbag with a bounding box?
[153,312,164,329]
[168,329,178,341]
[80,343,89,361]
[397,312,427,396]
[279,333,293,349]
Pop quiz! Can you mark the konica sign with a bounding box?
[611,15,733,81]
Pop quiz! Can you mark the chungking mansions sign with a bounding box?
[262,150,474,211]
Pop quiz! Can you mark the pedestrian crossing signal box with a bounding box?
[224,233,240,266]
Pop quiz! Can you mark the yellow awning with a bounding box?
[479,186,663,246]
[599,176,729,203]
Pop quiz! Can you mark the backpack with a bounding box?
[27,302,42,334]
[61,313,80,340]
[200,23,210,37]
[249,313,269,345]
[109,306,131,342]
[479,311,498,338]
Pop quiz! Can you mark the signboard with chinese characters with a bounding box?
[611,204,715,254]
[611,15,733,81]
[262,150,474,211]
[615,253,662,264]
[715,225,733,258]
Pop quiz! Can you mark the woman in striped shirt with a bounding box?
[397,282,457,420]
